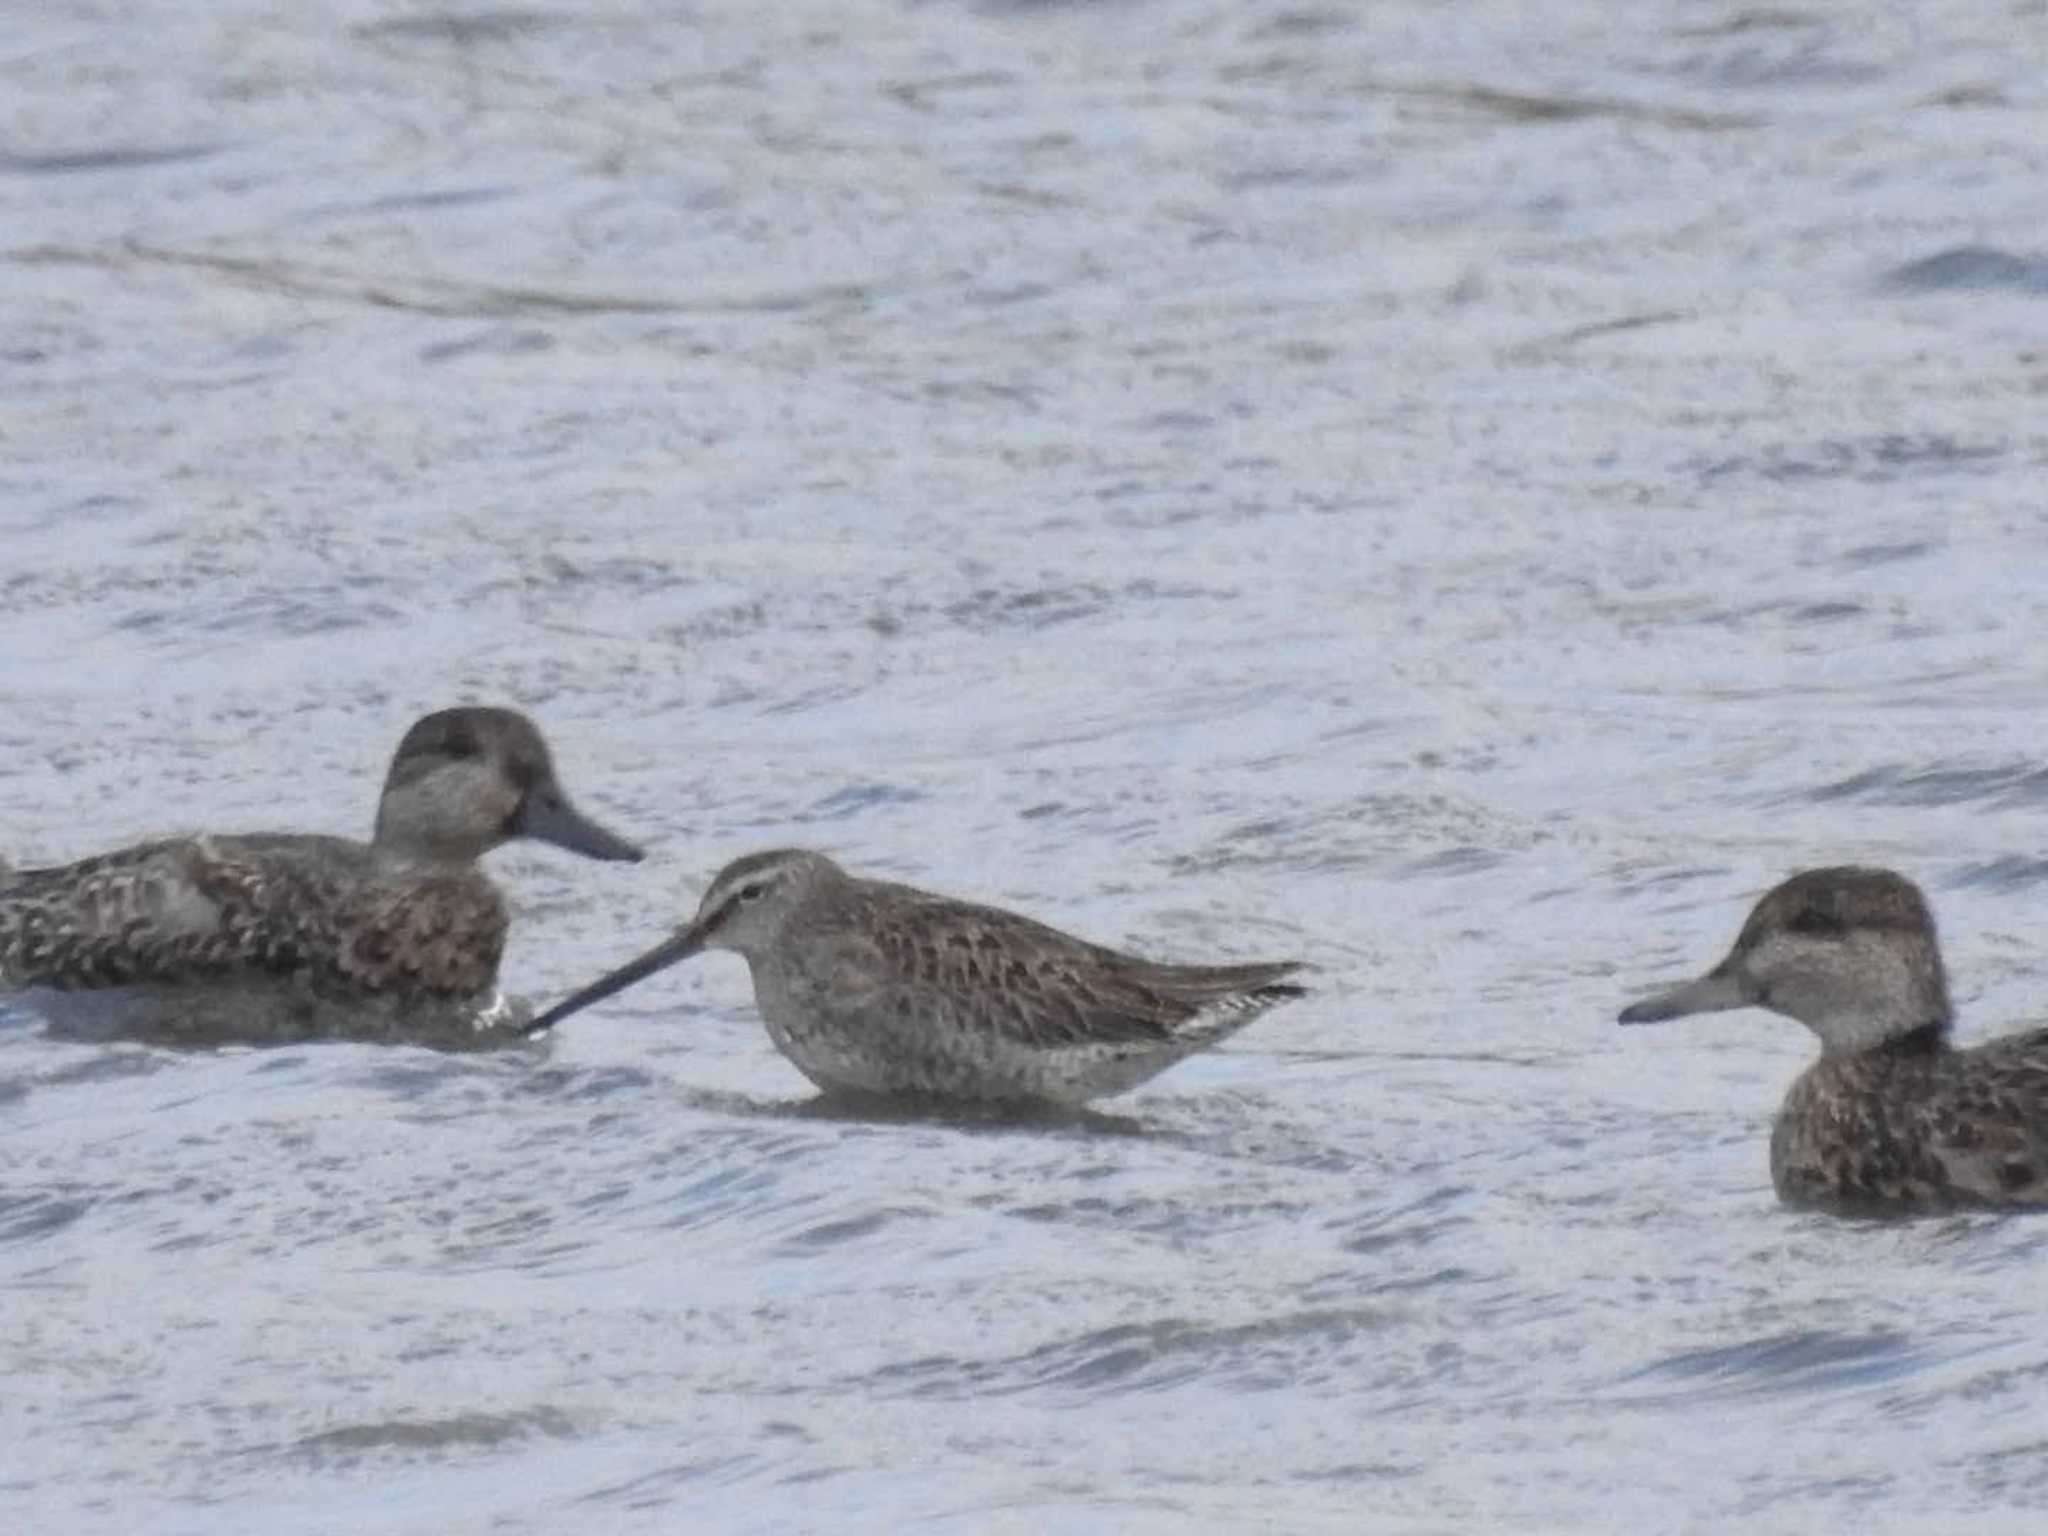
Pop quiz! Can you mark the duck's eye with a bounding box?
[1786,906,1845,938]
[737,882,768,903]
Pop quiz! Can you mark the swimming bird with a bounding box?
[1618,865,2048,1215]
[524,848,1306,1104]
[0,706,644,1048]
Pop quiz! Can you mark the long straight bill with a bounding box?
[523,926,707,1036]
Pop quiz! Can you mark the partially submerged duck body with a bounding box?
[1769,1022,2048,1212]
[1620,865,2048,1215]
[0,707,642,1049]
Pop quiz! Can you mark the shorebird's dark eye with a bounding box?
[737,882,768,903]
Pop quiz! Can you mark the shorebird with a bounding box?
[1619,865,2048,1214]
[525,848,1306,1104]
[0,706,643,1048]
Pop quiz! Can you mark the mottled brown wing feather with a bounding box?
[343,875,505,997]
[0,840,291,988]
[1925,1031,2048,1203]
[841,888,1304,1049]
[0,836,503,999]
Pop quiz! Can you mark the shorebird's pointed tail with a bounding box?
[1151,958,1308,1009]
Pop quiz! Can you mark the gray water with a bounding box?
[6,1,2048,1530]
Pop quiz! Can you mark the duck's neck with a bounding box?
[370,827,493,868]
[1874,1020,1951,1058]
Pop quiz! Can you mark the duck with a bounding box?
[524,848,1306,1104]
[0,706,643,1048]
[1619,865,2048,1214]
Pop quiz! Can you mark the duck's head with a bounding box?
[524,848,845,1034]
[1618,866,1952,1055]
[372,706,644,866]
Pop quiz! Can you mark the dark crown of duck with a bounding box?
[373,706,643,865]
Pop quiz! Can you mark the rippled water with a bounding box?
[7,1,2048,1530]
